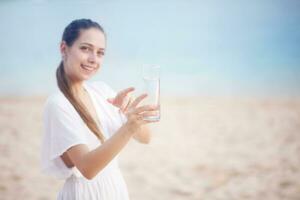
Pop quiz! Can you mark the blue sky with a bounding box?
[0,0,299,97]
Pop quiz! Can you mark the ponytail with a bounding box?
[56,62,105,143]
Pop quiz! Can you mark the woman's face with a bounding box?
[61,28,106,82]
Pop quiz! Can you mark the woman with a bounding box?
[41,19,159,199]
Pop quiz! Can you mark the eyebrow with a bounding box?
[80,42,105,51]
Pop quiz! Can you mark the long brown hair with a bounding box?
[56,19,106,143]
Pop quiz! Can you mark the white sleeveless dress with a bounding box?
[41,81,130,200]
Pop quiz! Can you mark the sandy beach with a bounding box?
[0,96,300,200]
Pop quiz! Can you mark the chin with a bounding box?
[82,72,97,80]
[78,67,99,81]
[80,75,93,81]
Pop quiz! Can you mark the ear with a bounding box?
[60,41,67,59]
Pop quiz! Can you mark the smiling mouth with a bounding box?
[81,64,96,72]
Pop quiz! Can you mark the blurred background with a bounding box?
[0,0,299,199]
[0,0,299,97]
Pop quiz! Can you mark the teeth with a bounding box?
[81,64,94,71]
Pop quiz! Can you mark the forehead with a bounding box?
[75,28,106,49]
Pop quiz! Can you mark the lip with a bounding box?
[81,64,96,72]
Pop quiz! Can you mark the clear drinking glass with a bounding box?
[142,64,160,122]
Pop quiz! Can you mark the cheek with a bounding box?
[65,53,82,73]
[69,52,87,69]
[97,57,104,67]
[71,50,85,63]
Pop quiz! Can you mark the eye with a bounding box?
[80,46,90,52]
[97,51,105,57]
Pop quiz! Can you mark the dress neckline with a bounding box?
[83,82,108,139]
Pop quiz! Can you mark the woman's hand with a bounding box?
[107,87,135,113]
[107,87,158,134]
[123,93,159,134]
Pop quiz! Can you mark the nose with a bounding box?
[87,52,97,64]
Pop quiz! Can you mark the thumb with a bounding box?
[107,98,115,104]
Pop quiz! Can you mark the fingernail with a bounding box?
[151,105,158,110]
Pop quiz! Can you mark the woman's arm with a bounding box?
[64,124,133,180]
[63,95,158,180]
[132,126,151,144]
[107,87,154,144]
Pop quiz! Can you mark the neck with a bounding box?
[70,80,86,97]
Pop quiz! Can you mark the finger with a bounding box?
[141,111,159,118]
[140,116,160,124]
[120,96,130,112]
[143,118,159,123]
[122,96,133,112]
[129,94,148,109]
[133,105,158,114]
[107,98,114,104]
[117,87,135,99]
